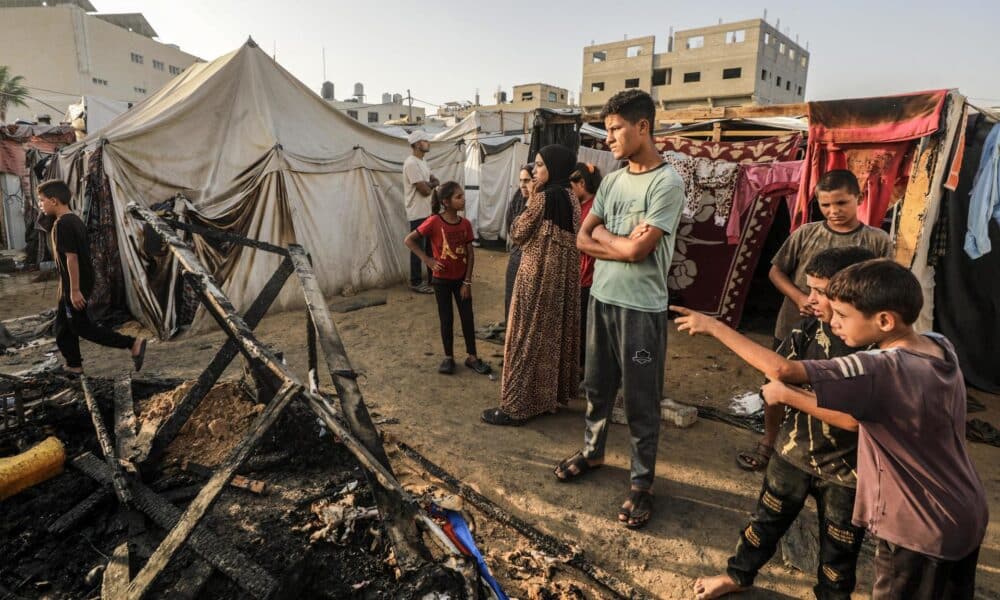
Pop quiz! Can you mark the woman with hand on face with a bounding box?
[482,145,581,426]
[503,164,534,320]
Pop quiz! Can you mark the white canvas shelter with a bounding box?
[53,40,464,336]
[65,96,131,137]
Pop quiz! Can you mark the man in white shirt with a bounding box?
[404,130,439,293]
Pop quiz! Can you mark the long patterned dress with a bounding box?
[499,189,581,419]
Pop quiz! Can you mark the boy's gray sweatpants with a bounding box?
[581,297,668,490]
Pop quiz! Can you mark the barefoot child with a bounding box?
[404,181,491,376]
[757,259,988,600]
[740,170,892,473]
[676,247,876,599]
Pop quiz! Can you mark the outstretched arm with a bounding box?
[761,381,859,431]
[672,305,809,384]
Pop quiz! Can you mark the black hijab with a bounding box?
[537,144,577,233]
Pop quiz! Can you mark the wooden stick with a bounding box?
[114,374,139,462]
[101,542,130,600]
[81,376,132,504]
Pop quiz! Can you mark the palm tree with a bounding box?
[0,66,29,123]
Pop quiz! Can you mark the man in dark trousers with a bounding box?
[37,179,147,376]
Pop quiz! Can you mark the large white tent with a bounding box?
[53,40,464,336]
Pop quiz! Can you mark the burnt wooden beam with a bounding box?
[81,377,132,505]
[288,244,428,570]
[126,381,300,600]
[48,487,112,534]
[114,374,139,462]
[72,453,276,599]
[163,559,214,600]
[141,256,295,464]
[164,218,290,256]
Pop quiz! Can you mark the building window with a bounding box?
[652,68,671,86]
[152,59,164,71]
[725,30,745,44]
[592,51,606,63]
[591,82,605,92]
[624,78,640,88]
[130,52,143,64]
[786,81,791,91]
[722,67,742,79]
[560,92,565,99]
[797,86,803,96]
[686,35,704,49]
[764,32,771,44]
[801,56,808,68]
[91,77,108,86]
[776,76,782,86]
[347,110,358,120]
[169,65,182,75]
[761,69,768,81]
[683,71,701,83]
[626,45,643,58]
[134,86,146,94]
[521,92,533,101]
[368,112,379,123]
[779,42,786,54]
[548,91,557,102]
[789,48,796,60]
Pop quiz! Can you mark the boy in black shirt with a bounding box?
[37,180,146,376]
[673,247,876,599]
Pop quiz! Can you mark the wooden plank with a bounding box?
[71,453,276,599]
[81,376,132,504]
[48,487,112,533]
[288,244,427,571]
[652,102,808,124]
[141,256,295,464]
[102,542,130,600]
[114,374,139,462]
[126,381,300,600]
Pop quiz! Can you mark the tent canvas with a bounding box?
[53,40,464,337]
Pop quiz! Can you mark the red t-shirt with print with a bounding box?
[417,214,474,281]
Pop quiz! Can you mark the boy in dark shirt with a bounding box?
[37,180,147,376]
[757,259,988,600]
[673,247,877,599]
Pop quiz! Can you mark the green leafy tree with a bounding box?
[0,66,29,123]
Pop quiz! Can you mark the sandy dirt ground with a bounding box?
[1,248,998,600]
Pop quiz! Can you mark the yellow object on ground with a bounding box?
[0,436,66,500]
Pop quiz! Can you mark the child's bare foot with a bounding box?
[693,574,748,599]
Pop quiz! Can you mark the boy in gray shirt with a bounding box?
[552,90,684,530]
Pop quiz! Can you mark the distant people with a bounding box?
[569,162,602,372]
[553,90,684,531]
[403,130,440,294]
[481,144,581,426]
[403,181,491,376]
[37,180,147,376]
[674,246,878,599]
[739,170,892,473]
[503,164,533,320]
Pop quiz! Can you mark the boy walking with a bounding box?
[37,180,146,376]
[552,89,685,529]
[757,259,988,600]
[738,170,892,473]
[675,246,877,599]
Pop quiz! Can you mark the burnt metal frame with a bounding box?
[123,202,460,599]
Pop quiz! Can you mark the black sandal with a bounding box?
[553,451,602,482]
[618,489,653,530]
[480,407,525,427]
[465,358,492,375]
[736,442,773,472]
[438,358,456,375]
[131,338,147,372]
[53,365,82,380]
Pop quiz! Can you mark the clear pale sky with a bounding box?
[94,0,1000,110]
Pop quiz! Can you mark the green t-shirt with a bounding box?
[589,163,685,313]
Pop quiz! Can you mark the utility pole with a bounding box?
[406,89,413,123]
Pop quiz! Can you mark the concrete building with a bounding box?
[321,84,426,125]
[581,19,809,113]
[0,1,201,122]
[446,82,571,118]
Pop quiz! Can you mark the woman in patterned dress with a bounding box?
[482,144,581,426]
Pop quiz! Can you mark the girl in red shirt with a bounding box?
[405,181,492,375]
[569,162,603,373]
